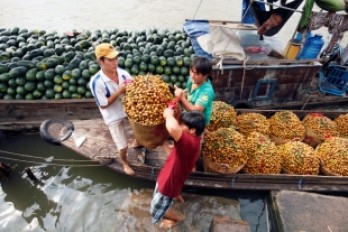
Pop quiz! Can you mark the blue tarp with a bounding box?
[182,20,212,60]
[242,0,256,24]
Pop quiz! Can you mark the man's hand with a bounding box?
[118,83,127,94]
[174,85,187,99]
[163,107,175,119]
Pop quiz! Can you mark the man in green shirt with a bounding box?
[174,57,214,126]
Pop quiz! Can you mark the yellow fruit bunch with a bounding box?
[277,141,320,175]
[243,132,281,174]
[268,111,305,145]
[202,128,248,174]
[123,75,173,126]
[314,137,348,176]
[237,112,269,136]
[302,113,339,147]
[334,113,348,138]
[206,101,237,132]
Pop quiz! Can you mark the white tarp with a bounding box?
[197,25,286,63]
[197,25,246,61]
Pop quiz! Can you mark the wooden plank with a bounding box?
[0,99,100,130]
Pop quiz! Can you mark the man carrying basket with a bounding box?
[89,43,135,175]
[150,108,206,229]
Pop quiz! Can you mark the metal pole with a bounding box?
[252,0,303,13]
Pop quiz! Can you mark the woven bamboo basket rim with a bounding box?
[319,159,340,176]
[202,156,246,174]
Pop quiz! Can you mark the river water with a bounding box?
[0,1,346,231]
[0,132,268,232]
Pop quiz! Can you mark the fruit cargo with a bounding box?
[39,109,348,192]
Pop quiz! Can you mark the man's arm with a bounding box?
[100,84,126,109]
[163,108,182,142]
[174,85,204,112]
[179,95,204,112]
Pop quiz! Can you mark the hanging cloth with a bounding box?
[298,0,315,31]
[251,0,304,36]
[298,0,348,32]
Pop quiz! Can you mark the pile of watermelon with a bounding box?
[0,27,194,100]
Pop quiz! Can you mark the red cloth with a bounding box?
[157,131,201,198]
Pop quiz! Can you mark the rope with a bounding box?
[0,156,101,167]
[264,195,270,232]
[300,94,312,111]
[240,55,252,100]
[252,0,303,13]
[0,149,97,162]
[0,149,101,167]
[192,0,204,20]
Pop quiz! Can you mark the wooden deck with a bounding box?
[0,99,100,130]
[53,109,348,192]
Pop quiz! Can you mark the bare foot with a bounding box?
[164,210,184,223]
[123,164,135,176]
[129,139,143,148]
[159,219,177,229]
[175,194,184,203]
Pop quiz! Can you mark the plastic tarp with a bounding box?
[183,19,286,62]
[203,25,246,61]
[183,20,246,61]
[183,20,212,59]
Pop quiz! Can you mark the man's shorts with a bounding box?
[150,183,173,224]
[108,118,128,150]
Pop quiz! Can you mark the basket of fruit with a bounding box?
[202,128,247,174]
[123,75,174,148]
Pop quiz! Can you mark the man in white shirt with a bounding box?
[89,43,135,175]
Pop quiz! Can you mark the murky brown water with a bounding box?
[0,132,268,232]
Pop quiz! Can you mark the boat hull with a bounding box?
[211,63,321,108]
[48,109,348,192]
[2,63,348,131]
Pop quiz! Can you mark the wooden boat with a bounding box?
[40,109,348,192]
[2,62,348,131]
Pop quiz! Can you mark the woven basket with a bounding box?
[320,166,338,176]
[203,156,245,174]
[281,155,320,175]
[319,159,339,176]
[130,120,169,148]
